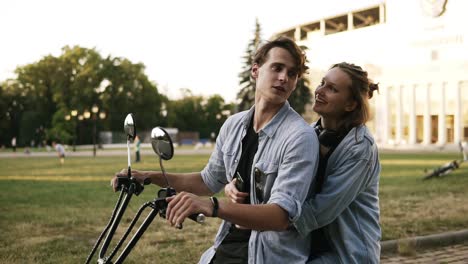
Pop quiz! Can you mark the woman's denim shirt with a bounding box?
[294,124,381,264]
[199,102,319,264]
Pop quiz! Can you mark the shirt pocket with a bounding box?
[221,144,238,181]
[253,162,279,203]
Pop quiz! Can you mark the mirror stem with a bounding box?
[127,138,132,178]
[159,157,171,188]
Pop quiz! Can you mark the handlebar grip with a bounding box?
[143,178,152,185]
[175,213,206,229]
[189,213,206,223]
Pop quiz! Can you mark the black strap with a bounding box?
[210,197,219,217]
[311,121,351,255]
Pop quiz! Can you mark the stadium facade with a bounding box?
[274,0,467,148]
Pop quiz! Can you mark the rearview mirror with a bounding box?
[150,127,174,160]
[124,114,136,141]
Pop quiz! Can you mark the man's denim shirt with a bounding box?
[294,124,381,264]
[199,102,319,264]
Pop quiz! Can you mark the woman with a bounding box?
[225,62,381,263]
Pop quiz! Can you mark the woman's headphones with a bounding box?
[314,120,348,148]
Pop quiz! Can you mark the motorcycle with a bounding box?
[85,114,204,264]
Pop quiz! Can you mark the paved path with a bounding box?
[381,243,468,263]
[0,148,213,158]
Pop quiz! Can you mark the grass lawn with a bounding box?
[0,152,467,263]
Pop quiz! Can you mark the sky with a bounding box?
[0,0,376,103]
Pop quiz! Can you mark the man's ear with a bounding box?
[345,100,357,112]
[251,64,259,79]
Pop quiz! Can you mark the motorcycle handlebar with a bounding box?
[175,213,205,229]
[155,188,205,229]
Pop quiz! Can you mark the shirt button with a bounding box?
[234,159,238,163]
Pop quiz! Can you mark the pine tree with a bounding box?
[236,18,262,112]
[236,22,313,115]
[288,45,313,115]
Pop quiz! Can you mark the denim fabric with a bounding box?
[199,102,319,264]
[294,124,381,264]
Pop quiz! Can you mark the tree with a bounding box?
[0,81,26,146]
[166,90,234,139]
[0,86,10,145]
[166,90,205,136]
[288,45,313,115]
[236,18,262,112]
[0,46,165,146]
[99,55,165,132]
[201,94,232,139]
[236,22,313,116]
[13,55,63,145]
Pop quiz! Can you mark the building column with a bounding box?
[320,20,326,35]
[375,86,389,145]
[438,83,447,146]
[379,3,386,23]
[454,81,462,143]
[383,87,391,144]
[409,85,417,144]
[423,84,432,145]
[348,13,354,30]
[396,85,404,144]
[373,91,382,144]
[294,27,301,41]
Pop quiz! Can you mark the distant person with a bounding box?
[459,141,468,161]
[52,141,66,165]
[11,137,16,152]
[134,135,141,162]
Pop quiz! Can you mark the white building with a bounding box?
[274,0,468,149]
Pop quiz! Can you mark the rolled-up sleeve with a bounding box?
[201,123,229,193]
[268,130,319,223]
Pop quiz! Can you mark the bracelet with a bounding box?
[210,196,219,217]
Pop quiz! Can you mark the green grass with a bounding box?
[0,152,467,263]
[379,152,468,241]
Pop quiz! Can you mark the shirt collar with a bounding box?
[241,101,291,138]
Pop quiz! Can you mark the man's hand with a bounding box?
[224,179,249,203]
[110,169,148,192]
[166,192,212,228]
[224,179,250,229]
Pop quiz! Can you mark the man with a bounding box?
[112,37,319,263]
[460,141,468,161]
[134,135,141,162]
[11,137,16,152]
[52,141,65,165]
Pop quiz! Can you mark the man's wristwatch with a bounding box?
[210,196,219,217]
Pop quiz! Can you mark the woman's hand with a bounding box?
[166,192,212,228]
[224,179,249,203]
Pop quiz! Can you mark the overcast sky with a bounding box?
[0,0,378,102]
